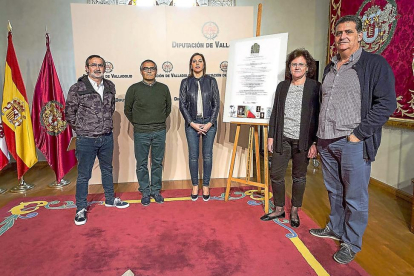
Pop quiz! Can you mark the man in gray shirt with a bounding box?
[309,15,396,264]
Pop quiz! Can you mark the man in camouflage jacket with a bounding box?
[65,55,129,226]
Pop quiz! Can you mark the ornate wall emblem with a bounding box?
[40,101,67,136]
[105,61,114,73]
[202,21,219,40]
[220,61,228,72]
[2,98,26,127]
[357,0,398,54]
[162,61,174,73]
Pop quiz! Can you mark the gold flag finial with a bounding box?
[7,21,12,32]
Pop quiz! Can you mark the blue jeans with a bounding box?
[317,137,371,253]
[75,132,115,211]
[134,129,166,197]
[185,118,217,187]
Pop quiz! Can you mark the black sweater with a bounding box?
[268,78,321,154]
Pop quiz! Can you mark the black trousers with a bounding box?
[270,136,309,207]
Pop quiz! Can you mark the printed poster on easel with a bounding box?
[223,33,288,123]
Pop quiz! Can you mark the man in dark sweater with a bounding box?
[124,60,171,206]
[309,15,396,264]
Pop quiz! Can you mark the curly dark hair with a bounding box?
[285,48,316,80]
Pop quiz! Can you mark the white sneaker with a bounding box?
[74,208,87,226]
[105,197,130,208]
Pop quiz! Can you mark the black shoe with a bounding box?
[202,187,210,201]
[290,213,300,228]
[141,195,151,206]
[202,194,210,201]
[309,226,341,240]
[74,208,87,226]
[151,193,164,204]
[333,243,356,264]
[260,211,285,221]
[191,186,199,201]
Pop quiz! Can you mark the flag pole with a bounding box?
[10,176,34,193]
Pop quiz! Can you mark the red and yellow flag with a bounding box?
[1,31,38,179]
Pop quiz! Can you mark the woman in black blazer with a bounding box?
[260,49,320,227]
[179,53,220,201]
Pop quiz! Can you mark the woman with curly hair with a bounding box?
[260,49,320,227]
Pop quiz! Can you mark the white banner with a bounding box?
[71,4,253,183]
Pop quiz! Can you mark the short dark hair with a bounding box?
[140,59,157,71]
[189,53,206,77]
[85,55,105,67]
[285,48,317,80]
[335,15,362,33]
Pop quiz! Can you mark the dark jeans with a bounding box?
[270,136,309,207]
[185,117,217,187]
[75,132,115,211]
[134,129,166,197]
[318,137,371,253]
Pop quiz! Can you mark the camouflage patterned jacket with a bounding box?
[65,75,116,137]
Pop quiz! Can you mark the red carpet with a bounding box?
[0,188,368,276]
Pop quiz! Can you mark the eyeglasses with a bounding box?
[290,63,307,68]
[88,63,105,68]
[142,67,156,72]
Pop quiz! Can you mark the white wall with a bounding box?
[372,126,414,195]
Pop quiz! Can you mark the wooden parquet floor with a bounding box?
[0,161,413,276]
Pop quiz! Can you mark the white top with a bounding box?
[88,76,104,101]
[197,80,203,117]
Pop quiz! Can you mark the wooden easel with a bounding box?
[224,122,270,213]
[224,4,270,213]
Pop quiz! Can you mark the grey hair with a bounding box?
[140,59,157,71]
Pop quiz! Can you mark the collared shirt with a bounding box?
[317,47,362,139]
[142,80,157,87]
[88,76,104,100]
[283,83,304,139]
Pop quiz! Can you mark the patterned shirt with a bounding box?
[283,84,304,140]
[317,47,362,139]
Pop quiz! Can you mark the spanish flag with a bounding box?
[1,30,38,179]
